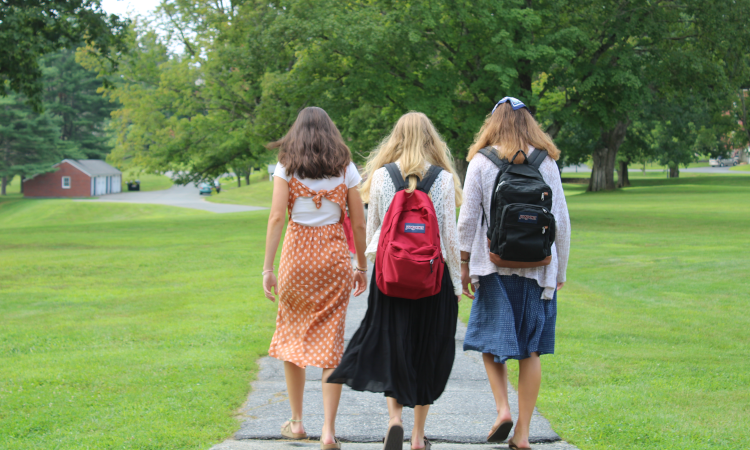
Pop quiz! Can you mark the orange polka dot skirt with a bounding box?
[268,177,354,369]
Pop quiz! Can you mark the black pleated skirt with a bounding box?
[327,265,458,408]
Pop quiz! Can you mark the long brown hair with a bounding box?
[467,102,561,161]
[267,107,351,179]
[360,112,463,206]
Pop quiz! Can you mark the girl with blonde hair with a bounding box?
[457,98,571,449]
[328,112,463,450]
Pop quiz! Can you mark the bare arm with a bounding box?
[348,187,368,296]
[262,177,289,301]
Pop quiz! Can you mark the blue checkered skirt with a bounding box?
[464,274,556,363]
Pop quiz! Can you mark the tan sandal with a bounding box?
[280,419,308,439]
[508,438,532,450]
[321,436,341,449]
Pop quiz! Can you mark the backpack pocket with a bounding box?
[379,243,443,299]
[493,204,555,263]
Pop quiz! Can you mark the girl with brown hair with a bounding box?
[262,107,368,450]
[457,98,571,449]
[328,112,463,450]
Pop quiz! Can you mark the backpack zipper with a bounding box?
[430,259,434,273]
[495,180,506,193]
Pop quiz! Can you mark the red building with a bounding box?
[23,160,122,198]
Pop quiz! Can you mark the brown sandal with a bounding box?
[321,436,341,449]
[508,438,532,450]
[411,437,431,450]
[383,423,404,450]
[280,419,308,439]
[488,420,513,442]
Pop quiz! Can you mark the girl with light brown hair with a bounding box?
[263,106,368,450]
[328,112,463,450]
[457,98,571,449]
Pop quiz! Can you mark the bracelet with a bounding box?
[460,259,470,265]
[353,266,367,273]
[262,269,274,275]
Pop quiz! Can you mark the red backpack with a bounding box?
[376,163,444,300]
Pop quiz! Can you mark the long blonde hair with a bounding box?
[467,102,561,162]
[360,112,463,206]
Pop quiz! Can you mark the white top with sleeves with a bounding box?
[456,146,571,300]
[364,162,462,297]
[273,161,362,227]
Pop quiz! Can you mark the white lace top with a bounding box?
[365,162,462,296]
[456,147,571,300]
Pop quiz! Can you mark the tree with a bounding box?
[0,0,129,111]
[0,95,64,194]
[42,49,118,159]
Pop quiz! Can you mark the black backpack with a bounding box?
[478,147,556,268]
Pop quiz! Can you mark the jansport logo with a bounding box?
[404,223,426,233]
[518,213,538,224]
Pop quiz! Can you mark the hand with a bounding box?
[461,265,475,299]
[263,272,278,302]
[352,270,367,296]
[557,282,565,291]
[456,295,461,303]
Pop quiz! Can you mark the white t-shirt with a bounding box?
[274,161,362,227]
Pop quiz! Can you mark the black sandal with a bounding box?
[383,423,404,450]
[488,420,513,442]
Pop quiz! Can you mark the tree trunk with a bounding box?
[245,172,250,186]
[669,165,679,178]
[588,121,629,192]
[237,176,241,188]
[20,175,25,193]
[616,160,631,188]
[1,176,7,195]
[454,157,468,188]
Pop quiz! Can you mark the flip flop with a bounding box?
[383,423,404,450]
[508,438,532,450]
[487,420,513,442]
[280,420,308,439]
[321,436,342,449]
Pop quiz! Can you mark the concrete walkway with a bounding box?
[210,264,578,450]
[76,184,266,213]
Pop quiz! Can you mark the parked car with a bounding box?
[709,156,738,167]
[198,182,213,195]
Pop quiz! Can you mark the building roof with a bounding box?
[61,159,121,177]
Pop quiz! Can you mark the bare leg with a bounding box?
[387,397,404,428]
[284,361,306,435]
[511,352,541,447]
[321,368,342,445]
[483,353,512,429]
[411,405,430,449]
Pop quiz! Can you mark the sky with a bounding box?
[100,0,158,19]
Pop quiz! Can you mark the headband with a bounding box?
[492,96,528,114]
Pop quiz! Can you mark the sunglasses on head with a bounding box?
[491,97,528,114]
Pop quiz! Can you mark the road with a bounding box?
[76,184,266,213]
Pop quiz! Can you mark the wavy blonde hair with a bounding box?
[360,112,463,206]
[467,102,561,162]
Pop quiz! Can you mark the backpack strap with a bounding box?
[416,165,443,194]
[477,147,505,168]
[527,149,549,169]
[384,162,407,192]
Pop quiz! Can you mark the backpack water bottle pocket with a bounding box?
[490,204,555,266]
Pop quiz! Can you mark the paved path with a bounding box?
[562,165,750,175]
[210,264,578,450]
[76,184,266,213]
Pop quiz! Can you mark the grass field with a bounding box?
[0,198,278,450]
[206,173,274,208]
[2,174,749,449]
[730,164,750,171]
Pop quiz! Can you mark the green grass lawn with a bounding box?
[729,164,750,171]
[3,173,749,449]
[121,169,174,192]
[0,198,279,450]
[206,173,274,208]
[461,175,750,449]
